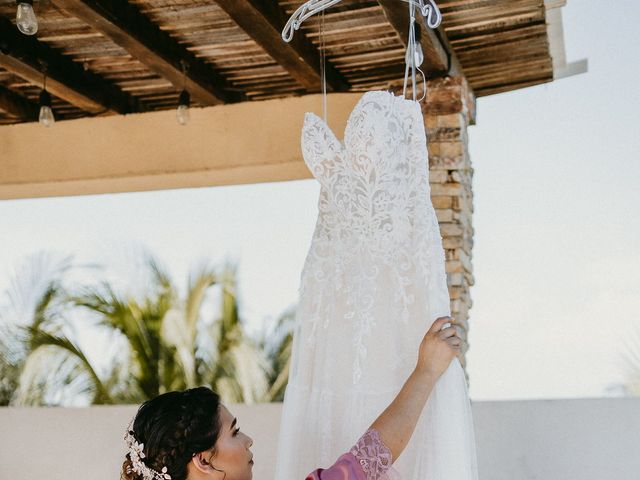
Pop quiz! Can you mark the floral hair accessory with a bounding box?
[124,422,172,480]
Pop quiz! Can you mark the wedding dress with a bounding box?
[274,89,479,479]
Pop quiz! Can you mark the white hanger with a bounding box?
[282,0,442,42]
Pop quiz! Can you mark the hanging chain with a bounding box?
[180,59,187,90]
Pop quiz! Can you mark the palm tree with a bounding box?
[194,264,271,403]
[260,306,295,402]
[0,322,20,405]
[0,253,76,405]
[71,256,179,402]
[12,253,271,405]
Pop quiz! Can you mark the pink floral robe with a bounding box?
[305,428,400,480]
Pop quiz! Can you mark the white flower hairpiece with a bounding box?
[124,422,172,480]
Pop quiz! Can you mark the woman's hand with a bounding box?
[416,316,461,380]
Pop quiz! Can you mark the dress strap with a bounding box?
[402,3,427,102]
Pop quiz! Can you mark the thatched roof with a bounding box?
[0,0,563,125]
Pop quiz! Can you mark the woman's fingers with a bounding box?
[439,323,462,351]
[438,326,458,339]
[446,336,461,347]
[429,316,454,333]
[417,316,463,379]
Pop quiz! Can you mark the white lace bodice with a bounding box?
[301,90,433,253]
[298,90,446,383]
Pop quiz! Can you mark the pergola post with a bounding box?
[423,76,476,382]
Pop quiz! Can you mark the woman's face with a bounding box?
[209,405,254,480]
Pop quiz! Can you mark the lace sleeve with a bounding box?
[304,429,401,480]
[349,428,400,480]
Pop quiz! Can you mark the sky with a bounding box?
[0,0,639,401]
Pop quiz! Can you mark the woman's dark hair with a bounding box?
[121,387,222,480]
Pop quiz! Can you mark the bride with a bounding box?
[120,316,461,480]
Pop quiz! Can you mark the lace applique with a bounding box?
[349,428,394,480]
[300,90,444,384]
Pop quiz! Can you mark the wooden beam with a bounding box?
[0,85,39,120]
[215,0,350,92]
[51,0,243,105]
[0,17,143,115]
[0,93,363,200]
[377,0,466,80]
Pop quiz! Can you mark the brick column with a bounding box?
[422,76,476,383]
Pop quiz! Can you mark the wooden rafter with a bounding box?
[0,17,142,115]
[0,85,39,120]
[50,0,243,105]
[377,0,465,79]
[215,0,350,92]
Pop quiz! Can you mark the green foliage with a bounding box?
[260,307,295,402]
[0,253,74,405]
[0,252,294,406]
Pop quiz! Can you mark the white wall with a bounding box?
[0,398,638,480]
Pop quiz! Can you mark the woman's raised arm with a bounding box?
[306,316,462,479]
[369,315,461,461]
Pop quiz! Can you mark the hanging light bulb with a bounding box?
[38,69,54,127]
[176,89,190,126]
[38,86,54,127]
[176,60,190,125]
[16,0,38,36]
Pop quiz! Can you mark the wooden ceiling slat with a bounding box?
[457,40,549,65]
[464,57,551,76]
[0,0,559,124]
[0,17,143,114]
[215,0,349,92]
[332,48,406,64]
[445,9,545,37]
[450,24,547,49]
[50,0,242,105]
[440,0,542,22]
[0,85,39,120]
[477,75,552,96]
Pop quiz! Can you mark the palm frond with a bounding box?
[4,252,72,326]
[230,342,271,404]
[74,282,165,398]
[185,264,217,337]
[25,327,113,404]
[0,252,73,404]
[261,307,296,401]
[13,345,92,405]
[161,308,195,388]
